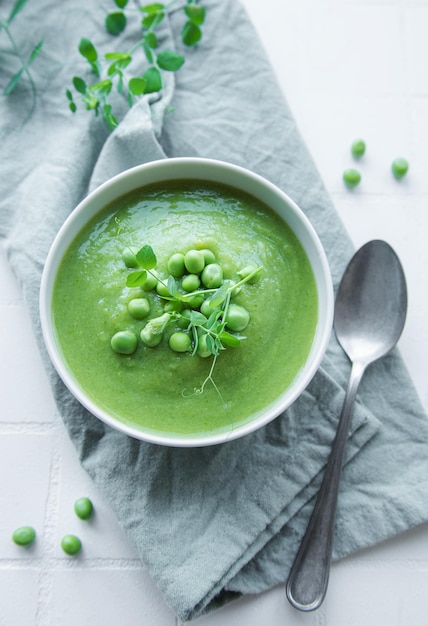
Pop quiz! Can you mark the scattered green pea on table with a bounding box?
[351,138,366,159]
[74,497,94,520]
[61,534,82,556]
[343,168,362,189]
[12,525,36,546]
[392,157,409,179]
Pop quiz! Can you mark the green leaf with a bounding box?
[107,63,120,77]
[144,32,158,48]
[143,32,158,61]
[69,102,77,113]
[65,89,73,101]
[209,284,228,308]
[143,44,154,64]
[206,310,221,329]
[184,4,205,26]
[7,0,29,24]
[72,76,87,94]
[28,39,43,65]
[141,3,165,13]
[106,54,131,76]
[105,52,131,64]
[128,77,146,95]
[106,11,127,35]
[220,331,241,348]
[92,79,113,95]
[189,311,208,327]
[114,0,128,7]
[182,21,202,46]
[103,104,118,131]
[167,275,181,298]
[142,10,164,29]
[205,334,216,355]
[136,245,157,270]
[83,93,99,111]
[157,51,185,72]
[142,66,162,93]
[126,270,148,287]
[79,38,98,62]
[3,67,23,95]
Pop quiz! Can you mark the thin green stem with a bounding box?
[1,18,37,122]
[194,354,225,406]
[2,22,34,87]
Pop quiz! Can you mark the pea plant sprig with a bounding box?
[123,244,262,401]
[66,0,206,131]
[0,0,43,100]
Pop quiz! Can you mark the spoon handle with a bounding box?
[286,360,366,611]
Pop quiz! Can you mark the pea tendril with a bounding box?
[67,0,206,131]
[121,243,262,402]
[0,0,43,115]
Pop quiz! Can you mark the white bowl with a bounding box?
[40,158,333,446]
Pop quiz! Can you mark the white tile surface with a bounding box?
[1,1,428,625]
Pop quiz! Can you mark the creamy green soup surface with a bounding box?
[52,181,318,439]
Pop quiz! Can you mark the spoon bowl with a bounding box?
[286,239,408,611]
[335,240,408,365]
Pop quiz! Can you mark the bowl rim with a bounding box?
[39,157,334,447]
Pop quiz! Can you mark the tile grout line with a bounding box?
[34,414,64,626]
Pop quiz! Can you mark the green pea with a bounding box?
[196,333,212,358]
[111,330,138,355]
[225,304,250,332]
[74,497,94,520]
[164,299,183,313]
[184,249,205,274]
[156,279,171,298]
[167,253,185,277]
[182,274,201,292]
[200,299,220,317]
[185,293,204,309]
[177,309,192,329]
[169,332,191,353]
[351,139,366,159]
[200,248,216,265]
[122,247,138,268]
[391,157,409,179]
[201,263,223,288]
[61,534,82,556]
[12,526,36,546]
[141,270,158,291]
[127,298,150,320]
[343,168,361,188]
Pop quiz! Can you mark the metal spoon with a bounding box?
[286,239,407,611]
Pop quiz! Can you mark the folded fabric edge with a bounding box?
[176,402,381,620]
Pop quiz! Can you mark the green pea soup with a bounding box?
[52,181,318,439]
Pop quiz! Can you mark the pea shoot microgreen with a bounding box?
[122,244,262,402]
[0,0,43,106]
[67,0,206,131]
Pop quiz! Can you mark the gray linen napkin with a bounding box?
[1,0,428,621]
